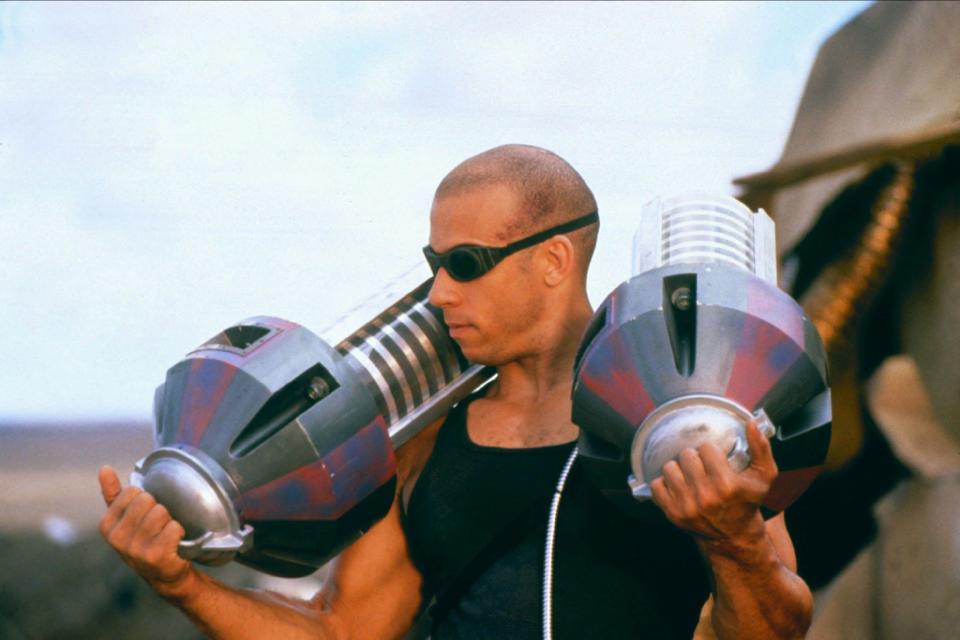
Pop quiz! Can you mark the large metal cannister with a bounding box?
[132,280,493,576]
[572,195,831,519]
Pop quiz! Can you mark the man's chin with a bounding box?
[455,342,499,367]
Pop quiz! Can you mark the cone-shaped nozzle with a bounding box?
[132,447,252,565]
[574,194,830,521]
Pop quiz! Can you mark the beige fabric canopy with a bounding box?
[734,1,960,256]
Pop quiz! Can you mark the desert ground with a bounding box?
[0,422,324,639]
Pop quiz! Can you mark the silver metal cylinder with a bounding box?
[633,194,777,285]
[337,280,492,446]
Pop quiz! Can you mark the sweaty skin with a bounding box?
[99,159,812,639]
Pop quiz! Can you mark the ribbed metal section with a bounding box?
[661,197,756,273]
[800,161,916,363]
[336,280,473,428]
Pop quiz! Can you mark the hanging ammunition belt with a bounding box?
[801,161,917,365]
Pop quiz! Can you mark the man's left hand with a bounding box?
[649,419,778,550]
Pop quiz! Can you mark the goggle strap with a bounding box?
[423,210,599,279]
[499,211,599,258]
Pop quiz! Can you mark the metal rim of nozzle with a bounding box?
[131,447,253,565]
[627,395,775,499]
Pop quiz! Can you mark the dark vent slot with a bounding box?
[201,325,274,355]
[230,363,340,457]
[663,273,697,377]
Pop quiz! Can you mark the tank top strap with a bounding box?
[399,391,481,518]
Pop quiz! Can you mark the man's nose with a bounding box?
[428,268,461,308]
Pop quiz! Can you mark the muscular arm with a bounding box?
[99,466,422,640]
[98,419,440,639]
[651,422,812,640]
[695,515,811,640]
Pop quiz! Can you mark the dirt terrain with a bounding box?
[0,422,324,639]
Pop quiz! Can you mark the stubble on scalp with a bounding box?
[434,144,600,272]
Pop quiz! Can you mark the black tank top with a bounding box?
[402,395,710,639]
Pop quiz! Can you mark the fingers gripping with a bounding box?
[99,485,142,540]
[656,458,700,525]
[650,419,779,542]
[745,419,778,480]
[98,467,191,587]
[137,504,174,545]
[132,507,181,568]
[698,443,737,496]
[156,519,187,548]
[677,447,709,492]
[649,477,679,521]
[107,491,158,550]
[677,448,724,513]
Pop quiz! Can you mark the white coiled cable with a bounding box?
[542,446,579,640]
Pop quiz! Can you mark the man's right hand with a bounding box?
[98,465,196,599]
[94,421,435,639]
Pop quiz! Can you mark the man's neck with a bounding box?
[465,296,592,448]
[488,297,594,405]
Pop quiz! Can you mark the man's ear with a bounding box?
[542,236,576,287]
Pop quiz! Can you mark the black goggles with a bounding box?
[423,211,599,282]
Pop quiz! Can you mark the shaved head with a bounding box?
[434,144,599,272]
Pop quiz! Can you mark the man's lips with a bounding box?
[445,321,471,336]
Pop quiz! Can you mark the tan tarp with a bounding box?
[762,0,960,256]
[808,356,960,640]
[740,0,960,439]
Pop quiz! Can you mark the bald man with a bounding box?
[99,145,813,639]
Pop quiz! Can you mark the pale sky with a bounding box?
[0,1,871,420]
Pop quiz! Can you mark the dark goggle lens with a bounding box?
[447,249,483,281]
[424,246,487,281]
